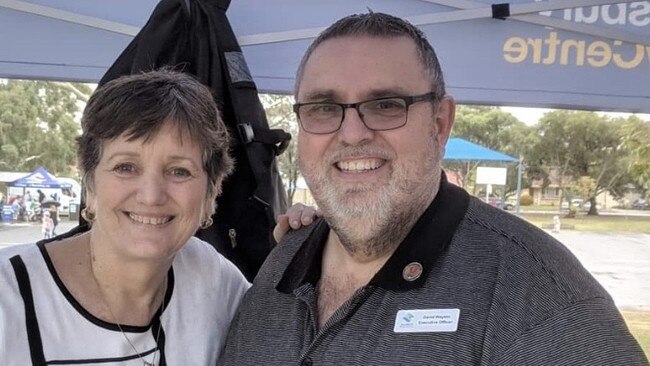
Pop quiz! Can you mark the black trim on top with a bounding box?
[36,223,88,247]
[152,314,167,366]
[46,319,165,365]
[47,349,155,365]
[10,255,46,366]
[277,172,470,293]
[36,240,175,332]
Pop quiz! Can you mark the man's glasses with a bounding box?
[293,92,439,134]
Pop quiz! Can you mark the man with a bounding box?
[220,13,647,365]
[36,189,45,204]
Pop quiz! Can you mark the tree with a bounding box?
[447,105,535,197]
[260,94,300,205]
[0,80,91,176]
[528,111,631,215]
[619,116,650,199]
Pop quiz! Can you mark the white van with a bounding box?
[56,177,82,216]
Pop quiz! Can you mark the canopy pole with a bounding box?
[515,156,524,215]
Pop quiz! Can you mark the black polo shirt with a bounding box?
[220,178,647,365]
[277,175,469,295]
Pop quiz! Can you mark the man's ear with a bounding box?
[434,96,455,147]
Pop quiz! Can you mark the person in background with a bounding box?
[24,191,33,215]
[48,205,59,236]
[220,12,647,365]
[36,189,45,204]
[41,210,54,239]
[0,70,249,365]
[12,195,27,222]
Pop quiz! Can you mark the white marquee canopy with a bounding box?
[1,0,648,112]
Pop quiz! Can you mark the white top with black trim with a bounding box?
[220,176,648,366]
[0,236,250,365]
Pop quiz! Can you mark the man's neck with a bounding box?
[317,230,395,328]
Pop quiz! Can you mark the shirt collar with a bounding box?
[277,172,470,293]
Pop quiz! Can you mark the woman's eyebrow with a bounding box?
[104,151,139,163]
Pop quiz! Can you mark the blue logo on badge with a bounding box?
[402,313,414,323]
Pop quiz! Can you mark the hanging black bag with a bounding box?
[79,0,291,280]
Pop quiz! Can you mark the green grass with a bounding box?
[524,204,565,212]
[519,213,650,234]
[622,311,650,360]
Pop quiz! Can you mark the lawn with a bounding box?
[524,204,565,212]
[622,311,650,360]
[519,213,650,234]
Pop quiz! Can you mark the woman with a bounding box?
[0,70,249,365]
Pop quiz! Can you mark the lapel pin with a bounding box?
[402,262,423,281]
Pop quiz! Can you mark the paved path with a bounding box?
[0,220,78,247]
[1,221,649,311]
[549,230,650,312]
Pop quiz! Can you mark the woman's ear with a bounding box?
[202,180,222,219]
[84,187,96,214]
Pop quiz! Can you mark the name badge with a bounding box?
[393,309,460,333]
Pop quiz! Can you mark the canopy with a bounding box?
[444,138,518,162]
[9,166,71,188]
[0,0,648,112]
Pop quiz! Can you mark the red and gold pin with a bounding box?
[402,262,423,281]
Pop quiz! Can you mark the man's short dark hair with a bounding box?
[77,69,233,197]
[295,12,446,100]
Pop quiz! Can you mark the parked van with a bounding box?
[56,178,81,216]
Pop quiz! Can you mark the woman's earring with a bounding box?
[81,208,96,222]
[200,217,213,229]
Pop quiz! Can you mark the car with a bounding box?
[482,197,514,210]
[632,198,649,210]
[56,177,82,217]
[57,195,80,217]
[562,198,585,210]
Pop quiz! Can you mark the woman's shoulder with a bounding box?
[0,244,42,297]
[0,243,40,265]
[176,237,249,282]
[178,236,225,262]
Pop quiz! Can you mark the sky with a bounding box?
[500,106,650,126]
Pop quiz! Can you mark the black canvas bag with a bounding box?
[79,0,290,280]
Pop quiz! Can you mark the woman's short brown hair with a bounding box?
[77,69,233,198]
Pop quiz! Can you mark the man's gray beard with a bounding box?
[315,173,435,260]
[300,129,442,261]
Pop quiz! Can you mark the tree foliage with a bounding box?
[260,94,300,205]
[527,111,633,214]
[0,80,91,176]
[618,116,650,198]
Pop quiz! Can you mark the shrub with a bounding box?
[520,194,533,206]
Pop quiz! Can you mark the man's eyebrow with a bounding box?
[300,90,337,102]
[299,87,416,103]
[365,88,413,99]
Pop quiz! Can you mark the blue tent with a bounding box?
[444,138,524,212]
[444,138,518,162]
[9,166,71,189]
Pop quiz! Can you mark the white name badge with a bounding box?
[393,309,460,333]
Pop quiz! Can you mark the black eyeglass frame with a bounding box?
[292,92,440,134]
